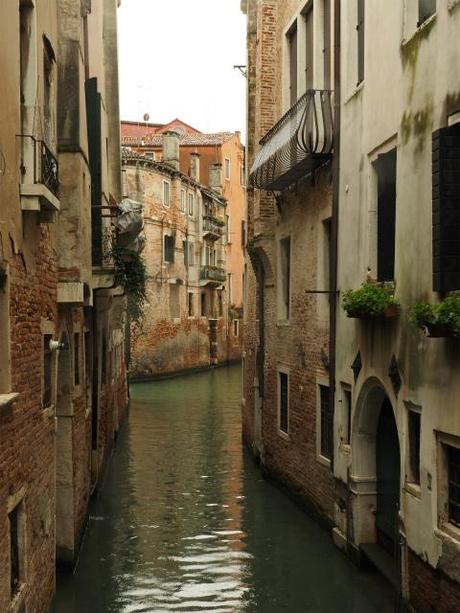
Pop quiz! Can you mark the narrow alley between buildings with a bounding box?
[53,365,396,613]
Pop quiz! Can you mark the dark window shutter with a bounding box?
[183,240,188,266]
[165,235,175,263]
[377,150,397,283]
[432,125,460,292]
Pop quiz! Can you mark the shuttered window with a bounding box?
[164,235,175,263]
[287,22,297,107]
[377,149,397,283]
[432,124,460,292]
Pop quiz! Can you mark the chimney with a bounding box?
[209,163,222,195]
[162,130,180,170]
[189,152,200,183]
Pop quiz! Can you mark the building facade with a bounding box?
[333,0,460,608]
[0,0,127,610]
[243,0,460,610]
[242,0,336,525]
[121,119,246,376]
[123,133,235,378]
[122,118,246,359]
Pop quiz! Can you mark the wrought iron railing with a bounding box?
[200,265,226,283]
[203,215,224,237]
[249,89,333,191]
[18,135,59,197]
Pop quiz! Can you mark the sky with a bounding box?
[118,0,247,138]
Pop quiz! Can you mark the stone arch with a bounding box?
[350,376,401,548]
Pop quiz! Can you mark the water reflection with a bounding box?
[53,365,395,612]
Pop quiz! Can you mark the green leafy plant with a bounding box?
[410,295,460,337]
[111,246,147,327]
[342,282,399,318]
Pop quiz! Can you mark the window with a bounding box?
[408,410,421,484]
[278,237,291,320]
[341,384,352,446]
[43,36,55,143]
[226,214,230,243]
[240,164,245,186]
[432,124,460,292]
[201,292,207,316]
[206,245,216,266]
[357,0,365,85]
[180,189,186,212]
[20,0,35,112]
[287,21,298,106]
[188,242,194,266]
[303,4,313,90]
[227,273,233,304]
[279,371,289,434]
[169,284,180,319]
[319,384,333,460]
[319,218,331,319]
[9,502,24,598]
[188,192,194,216]
[218,291,223,317]
[323,0,332,89]
[164,235,175,263]
[376,149,397,283]
[224,158,231,180]
[43,334,52,407]
[74,332,80,386]
[163,181,170,207]
[233,319,239,337]
[241,220,246,248]
[188,292,194,316]
[447,445,460,527]
[418,0,436,26]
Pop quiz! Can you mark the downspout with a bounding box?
[329,0,341,474]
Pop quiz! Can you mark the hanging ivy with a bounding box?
[111,246,147,327]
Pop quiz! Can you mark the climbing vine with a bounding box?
[111,246,147,328]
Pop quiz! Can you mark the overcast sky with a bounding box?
[118,0,247,138]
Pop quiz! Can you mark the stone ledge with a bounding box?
[0,392,19,412]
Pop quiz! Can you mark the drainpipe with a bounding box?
[329,0,341,474]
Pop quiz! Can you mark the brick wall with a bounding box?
[408,548,460,612]
[0,228,57,613]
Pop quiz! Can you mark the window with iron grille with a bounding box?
[408,410,421,484]
[43,334,52,407]
[279,371,289,434]
[447,445,460,527]
[201,292,206,316]
[320,384,333,459]
[418,0,436,26]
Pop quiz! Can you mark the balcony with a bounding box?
[19,135,60,216]
[200,265,226,286]
[249,89,333,191]
[202,215,224,241]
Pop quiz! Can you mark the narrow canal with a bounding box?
[53,365,396,613]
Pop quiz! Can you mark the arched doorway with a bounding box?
[376,397,400,556]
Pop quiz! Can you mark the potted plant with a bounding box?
[409,295,460,338]
[342,282,400,319]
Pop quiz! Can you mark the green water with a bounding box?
[53,365,396,612]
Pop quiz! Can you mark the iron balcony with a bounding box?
[200,265,226,285]
[249,89,333,191]
[202,215,224,240]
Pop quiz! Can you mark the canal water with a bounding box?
[53,365,396,613]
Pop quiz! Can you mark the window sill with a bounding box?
[405,482,421,499]
[340,442,351,454]
[435,524,460,548]
[317,454,332,468]
[10,582,26,613]
[42,405,55,420]
[0,392,19,413]
[401,13,437,50]
[276,320,291,328]
[448,0,460,12]
[345,80,364,106]
[277,429,290,441]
